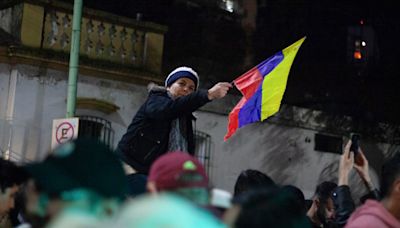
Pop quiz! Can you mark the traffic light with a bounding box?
[353,39,366,60]
[347,21,375,65]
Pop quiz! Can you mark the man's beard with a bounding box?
[316,203,335,227]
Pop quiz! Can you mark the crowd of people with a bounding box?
[1,66,400,228]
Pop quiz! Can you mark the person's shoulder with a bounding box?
[345,215,387,228]
[345,200,391,228]
[145,83,168,101]
[148,82,167,94]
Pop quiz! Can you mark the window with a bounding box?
[314,133,343,154]
[194,131,212,176]
[77,115,114,148]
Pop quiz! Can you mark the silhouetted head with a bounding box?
[380,152,400,198]
[233,169,275,197]
[0,159,28,217]
[282,185,307,214]
[231,188,311,228]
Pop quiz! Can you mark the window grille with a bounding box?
[77,115,114,147]
[194,130,212,176]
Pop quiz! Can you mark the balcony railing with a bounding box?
[0,0,167,77]
[43,10,147,67]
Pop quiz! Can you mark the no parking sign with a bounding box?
[51,118,79,149]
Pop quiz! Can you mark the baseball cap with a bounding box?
[24,138,128,199]
[148,151,208,190]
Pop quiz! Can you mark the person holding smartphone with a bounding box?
[346,153,400,228]
[348,134,379,196]
[332,137,380,227]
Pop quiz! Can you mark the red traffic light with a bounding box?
[354,51,362,59]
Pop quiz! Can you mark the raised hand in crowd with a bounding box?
[353,148,374,191]
[338,140,354,186]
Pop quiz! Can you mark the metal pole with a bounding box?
[66,0,83,118]
[3,67,18,160]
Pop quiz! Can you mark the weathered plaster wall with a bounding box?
[0,64,148,160]
[195,110,388,200]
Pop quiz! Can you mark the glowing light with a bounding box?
[354,51,362,59]
[222,0,234,12]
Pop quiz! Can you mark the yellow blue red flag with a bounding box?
[225,37,306,140]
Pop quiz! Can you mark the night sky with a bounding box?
[63,0,400,126]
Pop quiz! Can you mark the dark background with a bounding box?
[63,0,400,126]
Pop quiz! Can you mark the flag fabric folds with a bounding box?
[224,37,306,141]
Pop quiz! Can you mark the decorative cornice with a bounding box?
[0,45,164,85]
[76,97,119,114]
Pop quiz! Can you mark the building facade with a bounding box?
[1,0,399,200]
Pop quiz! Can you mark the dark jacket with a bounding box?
[117,86,210,174]
[332,185,355,227]
[332,185,381,227]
